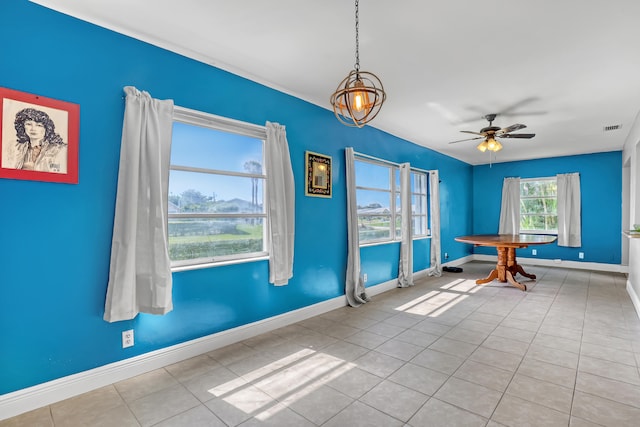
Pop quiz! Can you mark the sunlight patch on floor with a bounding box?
[394,290,440,311]
[394,278,478,316]
[240,348,316,383]
[428,294,469,317]
[449,279,483,293]
[438,279,466,290]
[207,348,355,421]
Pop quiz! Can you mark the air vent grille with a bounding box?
[603,124,622,132]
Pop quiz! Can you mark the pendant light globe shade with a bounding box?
[330,70,386,128]
[477,137,503,152]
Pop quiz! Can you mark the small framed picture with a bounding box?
[0,87,79,184]
[305,151,332,198]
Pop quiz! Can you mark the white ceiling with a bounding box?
[33,0,640,165]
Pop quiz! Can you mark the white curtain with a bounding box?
[428,170,442,277]
[398,163,414,287]
[345,148,368,306]
[104,87,174,322]
[265,122,295,285]
[557,173,581,247]
[499,177,521,234]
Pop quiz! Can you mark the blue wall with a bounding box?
[0,1,473,395]
[468,151,622,264]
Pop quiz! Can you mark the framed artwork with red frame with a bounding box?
[0,87,79,184]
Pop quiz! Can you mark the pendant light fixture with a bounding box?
[330,0,386,128]
[477,137,503,153]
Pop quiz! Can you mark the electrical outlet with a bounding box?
[122,330,134,348]
[531,249,537,256]
[363,273,368,283]
[444,252,449,259]
[579,252,584,259]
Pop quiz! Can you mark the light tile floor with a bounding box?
[3,262,640,426]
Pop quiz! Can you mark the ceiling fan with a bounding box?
[448,113,535,152]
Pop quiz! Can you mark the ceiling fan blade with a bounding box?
[499,133,536,139]
[494,97,539,115]
[498,111,547,117]
[448,136,484,144]
[460,130,485,136]
[457,98,547,124]
[498,123,526,134]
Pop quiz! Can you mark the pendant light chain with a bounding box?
[330,0,386,127]
[354,0,360,72]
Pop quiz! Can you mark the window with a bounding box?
[356,159,394,243]
[520,177,557,234]
[168,111,268,267]
[411,172,429,236]
[355,156,430,244]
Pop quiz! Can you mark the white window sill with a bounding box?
[171,255,269,273]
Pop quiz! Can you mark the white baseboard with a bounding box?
[366,278,397,296]
[444,255,475,267]
[0,276,413,421]
[472,254,628,274]
[0,294,349,420]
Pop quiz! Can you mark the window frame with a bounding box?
[519,176,558,235]
[355,157,396,245]
[354,155,431,246]
[411,170,430,239]
[168,107,269,270]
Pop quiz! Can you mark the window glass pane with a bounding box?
[168,218,264,261]
[358,215,392,242]
[355,160,391,190]
[413,215,426,235]
[169,170,264,214]
[546,215,558,230]
[412,173,427,194]
[412,194,428,215]
[520,198,557,215]
[520,180,557,197]
[171,122,263,173]
[520,178,557,232]
[521,214,557,231]
[356,189,391,212]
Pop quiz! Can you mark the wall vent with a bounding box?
[603,124,622,132]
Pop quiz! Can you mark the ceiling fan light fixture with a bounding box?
[477,137,502,153]
[486,137,501,152]
[330,0,386,128]
[451,113,534,155]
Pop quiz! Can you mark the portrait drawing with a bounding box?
[0,87,79,183]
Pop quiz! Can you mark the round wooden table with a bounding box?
[454,234,557,291]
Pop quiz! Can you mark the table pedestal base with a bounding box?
[475,247,535,291]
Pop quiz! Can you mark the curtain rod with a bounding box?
[353,149,433,174]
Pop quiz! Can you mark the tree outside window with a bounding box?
[520,178,557,233]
